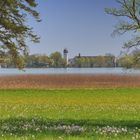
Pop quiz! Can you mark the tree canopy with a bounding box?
[105,0,140,50]
[0,0,40,68]
[50,52,66,68]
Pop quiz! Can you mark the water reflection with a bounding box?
[0,68,140,76]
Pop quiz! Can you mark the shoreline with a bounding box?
[0,74,140,89]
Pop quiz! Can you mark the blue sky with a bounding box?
[28,0,131,58]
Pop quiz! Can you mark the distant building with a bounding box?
[63,48,68,65]
[68,53,116,67]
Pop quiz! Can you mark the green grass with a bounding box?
[0,88,140,139]
[0,135,136,140]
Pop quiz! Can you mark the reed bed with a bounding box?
[0,74,140,89]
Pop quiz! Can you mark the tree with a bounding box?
[0,0,40,68]
[105,0,140,49]
[50,52,65,68]
[118,54,134,68]
[128,48,140,67]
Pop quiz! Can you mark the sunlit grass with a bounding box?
[0,135,136,140]
[0,88,140,139]
[1,89,140,120]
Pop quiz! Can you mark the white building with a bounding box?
[63,48,68,65]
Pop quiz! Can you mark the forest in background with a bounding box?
[1,50,140,68]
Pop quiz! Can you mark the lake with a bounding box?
[0,68,140,76]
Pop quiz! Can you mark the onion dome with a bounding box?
[63,48,68,53]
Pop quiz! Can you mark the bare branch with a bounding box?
[105,0,140,49]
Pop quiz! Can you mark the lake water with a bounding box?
[0,68,140,76]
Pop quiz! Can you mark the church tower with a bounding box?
[63,48,68,65]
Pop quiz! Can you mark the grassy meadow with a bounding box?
[0,88,140,139]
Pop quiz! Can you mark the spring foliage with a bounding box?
[0,0,40,68]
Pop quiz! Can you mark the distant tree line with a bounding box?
[0,52,119,68]
[117,49,140,69]
[3,50,140,69]
[1,52,67,68]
